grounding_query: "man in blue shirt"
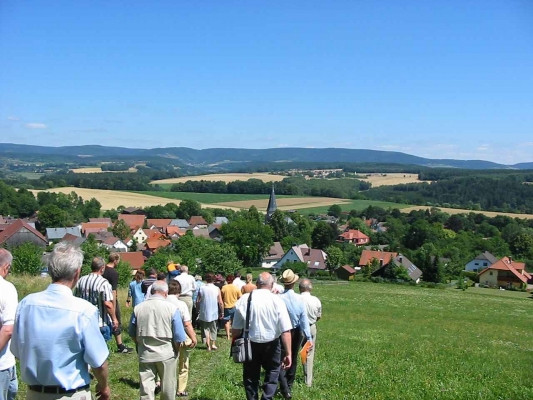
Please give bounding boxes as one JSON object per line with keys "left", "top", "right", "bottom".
{"left": 278, "top": 269, "right": 313, "bottom": 400}
{"left": 11, "top": 243, "right": 110, "bottom": 400}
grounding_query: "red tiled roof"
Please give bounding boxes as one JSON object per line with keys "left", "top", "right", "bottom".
{"left": 120, "top": 252, "right": 145, "bottom": 269}
{"left": 0, "top": 219, "right": 47, "bottom": 245}
{"left": 147, "top": 219, "right": 172, "bottom": 229}
{"left": 143, "top": 229, "right": 163, "bottom": 240}
{"left": 145, "top": 238, "right": 171, "bottom": 251}
{"left": 166, "top": 226, "right": 186, "bottom": 236}
{"left": 81, "top": 222, "right": 109, "bottom": 234}
{"left": 478, "top": 257, "right": 529, "bottom": 284}
{"left": 188, "top": 216, "right": 207, "bottom": 226}
{"left": 118, "top": 214, "right": 145, "bottom": 230}
{"left": 359, "top": 250, "right": 398, "bottom": 267}
{"left": 339, "top": 229, "right": 369, "bottom": 241}
{"left": 88, "top": 218, "right": 112, "bottom": 227}
{"left": 340, "top": 265, "right": 357, "bottom": 274}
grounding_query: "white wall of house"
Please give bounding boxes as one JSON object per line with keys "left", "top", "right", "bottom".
{"left": 479, "top": 270, "right": 498, "bottom": 287}
{"left": 133, "top": 228, "right": 148, "bottom": 244}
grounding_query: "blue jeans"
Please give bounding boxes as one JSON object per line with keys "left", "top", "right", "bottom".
{"left": 0, "top": 365, "right": 17, "bottom": 400}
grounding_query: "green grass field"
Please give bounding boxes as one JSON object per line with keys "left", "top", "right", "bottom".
{"left": 9, "top": 277, "right": 533, "bottom": 399}
{"left": 133, "top": 191, "right": 302, "bottom": 204}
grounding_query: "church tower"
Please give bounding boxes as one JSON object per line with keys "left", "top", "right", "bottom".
{"left": 265, "top": 184, "right": 277, "bottom": 223}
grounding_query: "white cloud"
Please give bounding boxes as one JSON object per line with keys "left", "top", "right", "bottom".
{"left": 7, "top": 116, "right": 19, "bottom": 121}
{"left": 25, "top": 123, "right": 47, "bottom": 129}
{"left": 476, "top": 144, "right": 490, "bottom": 151}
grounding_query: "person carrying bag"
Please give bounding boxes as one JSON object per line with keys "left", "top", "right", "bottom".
{"left": 231, "top": 291, "right": 252, "bottom": 363}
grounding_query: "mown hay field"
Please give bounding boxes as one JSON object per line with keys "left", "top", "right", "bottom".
{"left": 151, "top": 173, "right": 286, "bottom": 185}
{"left": 70, "top": 167, "right": 138, "bottom": 173}
{"left": 360, "top": 172, "right": 431, "bottom": 187}
{"left": 402, "top": 205, "right": 533, "bottom": 220}
{"left": 10, "top": 277, "right": 533, "bottom": 400}
{"left": 215, "top": 196, "right": 352, "bottom": 211}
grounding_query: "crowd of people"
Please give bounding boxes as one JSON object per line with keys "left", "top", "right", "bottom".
{"left": 0, "top": 245, "right": 322, "bottom": 400}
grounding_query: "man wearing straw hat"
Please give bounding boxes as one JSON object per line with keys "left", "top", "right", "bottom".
{"left": 277, "top": 269, "right": 313, "bottom": 400}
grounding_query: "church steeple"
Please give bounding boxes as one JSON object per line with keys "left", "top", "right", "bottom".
{"left": 265, "top": 184, "right": 277, "bottom": 223}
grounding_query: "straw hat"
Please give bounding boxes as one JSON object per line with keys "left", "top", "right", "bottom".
{"left": 280, "top": 269, "right": 299, "bottom": 285}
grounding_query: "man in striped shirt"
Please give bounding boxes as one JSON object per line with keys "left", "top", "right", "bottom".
{"left": 74, "top": 257, "right": 118, "bottom": 340}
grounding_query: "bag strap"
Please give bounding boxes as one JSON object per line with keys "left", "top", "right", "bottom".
{"left": 243, "top": 290, "right": 252, "bottom": 338}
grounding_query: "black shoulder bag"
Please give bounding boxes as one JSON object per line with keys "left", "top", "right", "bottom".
{"left": 231, "top": 291, "right": 253, "bottom": 363}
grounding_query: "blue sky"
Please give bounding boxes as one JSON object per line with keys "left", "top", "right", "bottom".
{"left": 1, "top": 0, "right": 532, "bottom": 164}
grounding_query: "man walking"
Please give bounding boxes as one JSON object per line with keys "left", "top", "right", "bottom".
{"left": 129, "top": 280, "right": 187, "bottom": 400}
{"left": 278, "top": 269, "right": 313, "bottom": 399}
{"left": 103, "top": 253, "right": 132, "bottom": 353}
{"left": 74, "top": 257, "right": 118, "bottom": 341}
{"left": 0, "top": 249, "right": 17, "bottom": 400}
{"left": 196, "top": 273, "right": 223, "bottom": 351}
{"left": 11, "top": 243, "right": 110, "bottom": 400}
{"left": 232, "top": 272, "right": 293, "bottom": 400}
{"left": 174, "top": 265, "right": 196, "bottom": 316}
{"left": 299, "top": 278, "right": 322, "bottom": 387}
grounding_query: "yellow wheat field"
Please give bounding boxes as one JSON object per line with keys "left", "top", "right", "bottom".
{"left": 151, "top": 173, "right": 286, "bottom": 185}
{"left": 360, "top": 173, "right": 431, "bottom": 187}
{"left": 30, "top": 187, "right": 188, "bottom": 210}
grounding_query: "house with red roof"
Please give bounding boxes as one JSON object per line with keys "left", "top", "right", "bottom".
{"left": 188, "top": 216, "right": 208, "bottom": 229}
{"left": 338, "top": 229, "right": 370, "bottom": 246}
{"left": 120, "top": 252, "right": 145, "bottom": 270}
{"left": 147, "top": 219, "right": 172, "bottom": 232}
{"left": 478, "top": 257, "right": 531, "bottom": 289}
{"left": 118, "top": 214, "right": 146, "bottom": 231}
{"left": 166, "top": 226, "right": 186, "bottom": 239}
{"left": 261, "top": 242, "right": 285, "bottom": 268}
{"left": 359, "top": 250, "right": 398, "bottom": 269}
{"left": 0, "top": 219, "right": 47, "bottom": 247}
{"left": 145, "top": 238, "right": 172, "bottom": 252}
{"left": 81, "top": 222, "right": 109, "bottom": 236}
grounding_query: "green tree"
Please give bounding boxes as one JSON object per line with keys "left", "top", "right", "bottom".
{"left": 112, "top": 219, "right": 131, "bottom": 240}
{"left": 327, "top": 204, "right": 342, "bottom": 218}
{"left": 311, "top": 222, "right": 337, "bottom": 250}
{"left": 177, "top": 199, "right": 202, "bottom": 220}
{"left": 37, "top": 203, "right": 70, "bottom": 232}
{"left": 81, "top": 235, "right": 109, "bottom": 276}
{"left": 325, "top": 246, "right": 344, "bottom": 277}
{"left": 268, "top": 210, "right": 289, "bottom": 241}
{"left": 221, "top": 217, "right": 273, "bottom": 267}
{"left": 11, "top": 242, "right": 43, "bottom": 275}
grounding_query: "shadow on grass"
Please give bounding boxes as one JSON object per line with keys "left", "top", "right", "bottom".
{"left": 118, "top": 377, "right": 139, "bottom": 389}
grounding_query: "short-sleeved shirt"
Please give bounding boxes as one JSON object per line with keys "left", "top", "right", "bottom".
{"left": 175, "top": 272, "right": 196, "bottom": 297}
{"left": 0, "top": 276, "right": 18, "bottom": 370}
{"left": 102, "top": 267, "right": 119, "bottom": 292}
{"left": 11, "top": 284, "right": 109, "bottom": 390}
{"left": 128, "top": 280, "right": 144, "bottom": 307}
{"left": 281, "top": 289, "right": 312, "bottom": 341}
{"left": 221, "top": 283, "right": 242, "bottom": 309}
{"left": 167, "top": 296, "right": 191, "bottom": 323}
{"left": 300, "top": 292, "right": 322, "bottom": 325}
{"left": 74, "top": 273, "right": 114, "bottom": 327}
{"left": 233, "top": 288, "right": 292, "bottom": 343}
{"left": 197, "top": 283, "right": 220, "bottom": 323}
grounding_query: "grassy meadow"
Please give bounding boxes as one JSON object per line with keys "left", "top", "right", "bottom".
{"left": 8, "top": 276, "right": 533, "bottom": 400}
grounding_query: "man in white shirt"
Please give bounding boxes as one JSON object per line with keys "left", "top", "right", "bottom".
{"left": 232, "top": 272, "right": 292, "bottom": 400}
{"left": 174, "top": 265, "right": 196, "bottom": 316}
{"left": 232, "top": 272, "right": 245, "bottom": 291}
{"left": 0, "top": 249, "right": 18, "bottom": 400}
{"left": 299, "top": 279, "right": 322, "bottom": 387}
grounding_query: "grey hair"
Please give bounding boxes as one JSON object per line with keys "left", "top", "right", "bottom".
{"left": 180, "top": 265, "right": 189, "bottom": 273}
{"left": 0, "top": 248, "right": 13, "bottom": 267}
{"left": 151, "top": 280, "right": 169, "bottom": 294}
{"left": 91, "top": 257, "right": 105, "bottom": 272}
{"left": 256, "top": 272, "right": 274, "bottom": 289}
{"left": 47, "top": 242, "right": 84, "bottom": 282}
{"left": 299, "top": 278, "right": 313, "bottom": 292}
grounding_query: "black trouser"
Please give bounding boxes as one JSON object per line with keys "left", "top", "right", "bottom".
{"left": 244, "top": 339, "right": 281, "bottom": 400}
{"left": 278, "top": 328, "right": 302, "bottom": 395}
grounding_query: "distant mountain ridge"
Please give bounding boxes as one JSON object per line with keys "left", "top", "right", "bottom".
{"left": 0, "top": 143, "right": 529, "bottom": 169}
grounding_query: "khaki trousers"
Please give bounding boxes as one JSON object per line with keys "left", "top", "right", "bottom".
{"left": 303, "top": 323, "right": 317, "bottom": 387}
{"left": 179, "top": 295, "right": 193, "bottom": 316}
{"left": 27, "top": 389, "right": 92, "bottom": 400}
{"left": 139, "top": 356, "right": 177, "bottom": 400}
{"left": 177, "top": 339, "right": 192, "bottom": 392}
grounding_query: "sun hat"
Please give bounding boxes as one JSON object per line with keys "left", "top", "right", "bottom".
{"left": 280, "top": 269, "right": 299, "bottom": 285}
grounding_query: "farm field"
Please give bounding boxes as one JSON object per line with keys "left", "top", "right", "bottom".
{"left": 70, "top": 167, "right": 138, "bottom": 173}
{"left": 10, "top": 277, "right": 533, "bottom": 400}
{"left": 359, "top": 172, "right": 430, "bottom": 187}
{"left": 402, "top": 205, "right": 533, "bottom": 220}
{"left": 151, "top": 172, "right": 286, "bottom": 185}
